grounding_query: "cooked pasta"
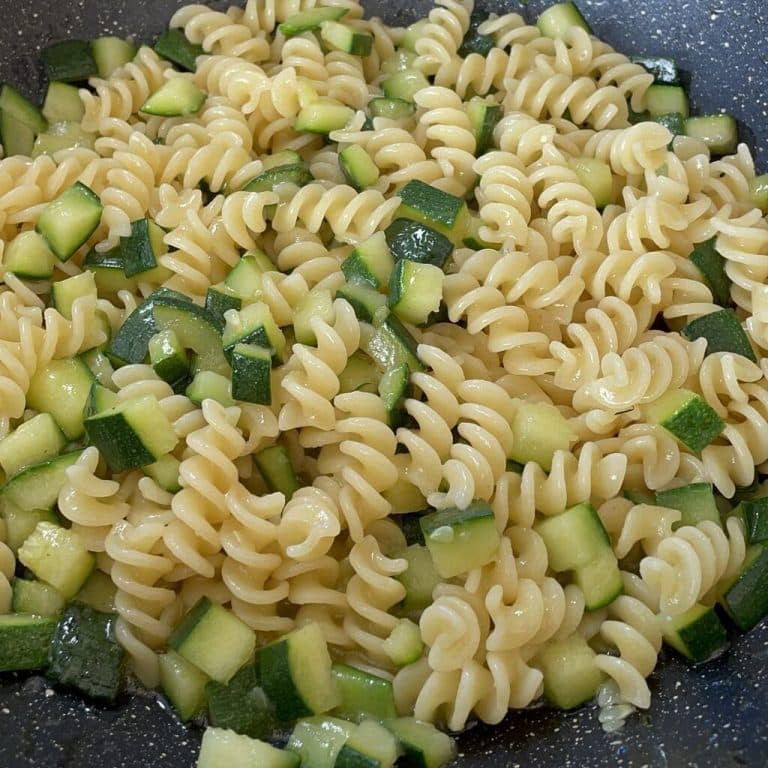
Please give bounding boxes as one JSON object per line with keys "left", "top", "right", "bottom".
{"left": 0, "top": 0, "right": 767, "bottom": 760}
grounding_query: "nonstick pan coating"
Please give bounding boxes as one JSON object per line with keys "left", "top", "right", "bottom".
{"left": 0, "top": 2, "right": 766, "bottom": 766}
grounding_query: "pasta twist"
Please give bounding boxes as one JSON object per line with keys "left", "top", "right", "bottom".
{"left": 413, "top": 0, "right": 473, "bottom": 76}
{"left": 221, "top": 189, "right": 281, "bottom": 250}
{"left": 194, "top": 55, "right": 270, "bottom": 114}
{"left": 583, "top": 122, "right": 672, "bottom": 177}
{"left": 171, "top": 4, "right": 271, "bottom": 62}
{"left": 594, "top": 595, "right": 662, "bottom": 709}
{"left": 271, "top": 182, "right": 401, "bottom": 243}
{"left": 163, "top": 400, "right": 246, "bottom": 577}
{"left": 639, "top": 518, "right": 747, "bottom": 615}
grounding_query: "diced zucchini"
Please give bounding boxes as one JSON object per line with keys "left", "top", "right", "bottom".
{"left": 395, "top": 543, "right": 440, "bottom": 618}
{"left": 688, "top": 237, "right": 731, "bottom": 307}
{"left": 153, "top": 294, "right": 229, "bottom": 375}
{"left": 296, "top": 100, "right": 355, "bottom": 135}
{"left": 84, "top": 395, "right": 178, "bottom": 473}
{"left": 11, "top": 578, "right": 66, "bottom": 618}
{"left": 466, "top": 100, "right": 501, "bottom": 156}
{"left": 206, "top": 284, "right": 243, "bottom": 325}
{"left": 42, "top": 40, "right": 97, "bottom": 82}
{"left": 388, "top": 259, "right": 443, "bottom": 326}
{"left": 91, "top": 36, "right": 137, "bottom": 78}
{"left": 534, "top": 501, "right": 611, "bottom": 572}
{"left": 186, "top": 370, "right": 234, "bottom": 407}
{"left": 231, "top": 343, "right": 272, "bottom": 405}
{"left": 87, "top": 382, "right": 119, "bottom": 416}
{"left": 51, "top": 270, "right": 97, "bottom": 320}
{"left": 537, "top": 2, "right": 591, "bottom": 39}
{"left": 226, "top": 250, "right": 273, "bottom": 292}
{"left": 48, "top": 603, "right": 125, "bottom": 701}
{"left": 260, "top": 623, "right": 340, "bottom": 721}
{"left": 381, "top": 70, "right": 430, "bottom": 103}
{"left": 320, "top": 21, "right": 373, "bottom": 56}
{"left": 159, "top": 650, "right": 209, "bottom": 721}
{"left": 400, "top": 20, "right": 429, "bottom": 52}
{"left": 141, "top": 77, "right": 206, "bottom": 117}
{"left": 399, "top": 513, "right": 428, "bottom": 546}
{"left": 734, "top": 497, "right": 768, "bottom": 545}
{"left": 378, "top": 362, "right": 410, "bottom": 429}
{"left": 26, "top": 357, "right": 94, "bottom": 440}
{"left": 660, "top": 603, "right": 728, "bottom": 662}
{"left": 339, "top": 144, "right": 380, "bottom": 191}
{"left": 573, "top": 549, "right": 623, "bottom": 611}
{"left": 0, "top": 111, "right": 35, "bottom": 156}
{"left": 154, "top": 28, "right": 204, "bottom": 72}
{"left": 223, "top": 302, "right": 285, "bottom": 363}
{"left": 655, "top": 483, "right": 720, "bottom": 527}
{"left": 384, "top": 718, "right": 455, "bottom": 768}
{"left": 0, "top": 614, "right": 57, "bottom": 672}
{"left": 749, "top": 174, "right": 768, "bottom": 213}
{"left": 536, "top": 634, "right": 605, "bottom": 709}
{"left": 382, "top": 51, "right": 418, "bottom": 74}
{"left": 243, "top": 163, "right": 313, "bottom": 194}
{"left": 207, "top": 663, "right": 276, "bottom": 738}
{"left": 684, "top": 115, "right": 738, "bottom": 156}
{"left": 458, "top": 11, "right": 496, "bottom": 58}
{"left": 682, "top": 308, "right": 755, "bottom": 361}
{"left": 81, "top": 349, "right": 115, "bottom": 389}
{"left": 36, "top": 182, "right": 102, "bottom": 261}
{"left": 169, "top": 597, "right": 256, "bottom": 684}
{"left": 198, "top": 728, "right": 299, "bottom": 768}
{"left": 32, "top": 120, "right": 96, "bottom": 157}
{"left": 382, "top": 618, "right": 423, "bottom": 667}
{"left": 75, "top": 569, "right": 117, "bottom": 613}
{"left": 108, "top": 288, "right": 171, "bottom": 365}
{"left": 645, "top": 84, "right": 689, "bottom": 118}
{"left": 396, "top": 181, "right": 469, "bottom": 245}
{"left": 84, "top": 246, "right": 133, "bottom": 296}
{"left": 142, "top": 454, "right": 182, "bottom": 494}
{"left": 631, "top": 56, "right": 681, "bottom": 85}
{"left": 568, "top": 157, "right": 613, "bottom": 209}
{"left": 2, "top": 230, "right": 56, "bottom": 279}
{"left": 368, "top": 97, "right": 414, "bottom": 120}
{"left": 149, "top": 329, "right": 190, "bottom": 388}
{"left": 262, "top": 151, "right": 303, "bottom": 171}
{"left": 0, "top": 412, "right": 66, "bottom": 478}
{"left": 287, "top": 717, "right": 353, "bottom": 768}
{"left": 643, "top": 389, "right": 725, "bottom": 453}
{"left": 0, "top": 84, "right": 47, "bottom": 134}
{"left": 508, "top": 402, "right": 576, "bottom": 472}
{"left": 337, "top": 282, "right": 388, "bottom": 324}
{"left": 336, "top": 721, "right": 399, "bottom": 768}
{"left": 419, "top": 501, "right": 500, "bottom": 579}
{"left": 654, "top": 112, "right": 686, "bottom": 142}
{"left": 18, "top": 522, "right": 95, "bottom": 599}
{"left": 121, "top": 218, "right": 169, "bottom": 277}
{"left": 2, "top": 506, "right": 60, "bottom": 554}
{"left": 294, "top": 288, "right": 335, "bottom": 346}
{"left": 363, "top": 312, "right": 424, "bottom": 373}
{"left": 720, "top": 545, "right": 768, "bottom": 631}
{"left": 254, "top": 445, "right": 300, "bottom": 501}
{"left": 0, "top": 451, "right": 81, "bottom": 513}
{"left": 332, "top": 663, "right": 397, "bottom": 721}
{"left": 385, "top": 219, "right": 453, "bottom": 269}
{"left": 279, "top": 7, "right": 349, "bottom": 37}
{"left": 339, "top": 352, "right": 379, "bottom": 395}
{"left": 341, "top": 232, "right": 394, "bottom": 290}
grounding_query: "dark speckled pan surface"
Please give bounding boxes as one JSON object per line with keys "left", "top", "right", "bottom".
{"left": 0, "top": 1, "right": 767, "bottom": 766}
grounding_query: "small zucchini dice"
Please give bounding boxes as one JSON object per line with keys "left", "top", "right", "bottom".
{"left": 660, "top": 603, "right": 728, "bottom": 662}
{"left": 534, "top": 501, "right": 611, "bottom": 572}
{"left": 154, "top": 28, "right": 204, "bottom": 72}
{"left": 206, "top": 662, "right": 276, "bottom": 738}
{"left": 41, "top": 40, "right": 97, "bottom": 82}
{"left": 287, "top": 717, "right": 352, "bottom": 767}
{"left": 149, "top": 328, "right": 190, "bottom": 388}
{"left": 688, "top": 237, "right": 732, "bottom": 307}
{"left": 381, "top": 69, "right": 429, "bottom": 102}
{"left": 384, "top": 218, "right": 453, "bottom": 269}
{"left": 339, "top": 144, "right": 380, "bottom": 190}
{"left": 18, "top": 522, "right": 95, "bottom": 599}
{"left": 536, "top": 634, "right": 605, "bottom": 710}
{"left": 643, "top": 388, "right": 725, "bottom": 453}
{"left": 12, "top": 578, "right": 66, "bottom": 618}
{"left": 388, "top": 259, "right": 443, "bottom": 326}
{"left": 36, "top": 182, "right": 103, "bottom": 261}
{"left": 655, "top": 482, "right": 720, "bottom": 527}
{"left": 2, "top": 231, "right": 56, "bottom": 279}
{"left": 466, "top": 100, "right": 501, "bottom": 156}
{"left": 159, "top": 650, "right": 209, "bottom": 722}
{"left": 84, "top": 395, "right": 178, "bottom": 473}
{"left": 260, "top": 623, "right": 341, "bottom": 721}
{"left": 508, "top": 401, "right": 577, "bottom": 472}
{"left": 720, "top": 545, "right": 768, "bottom": 631}
{"left": 320, "top": 21, "right": 373, "bottom": 56}
{"left": 186, "top": 371, "right": 235, "bottom": 407}
{"left": 0, "top": 412, "right": 66, "bottom": 478}
{"left": 341, "top": 231, "right": 394, "bottom": 290}
{"left": 293, "top": 287, "right": 335, "bottom": 346}
{"left": 630, "top": 56, "right": 681, "bottom": 85}
{"left": 0, "top": 84, "right": 48, "bottom": 133}
{"left": 734, "top": 497, "right": 768, "bottom": 545}
{"left": 383, "top": 718, "right": 455, "bottom": 768}
{"left": 368, "top": 97, "right": 415, "bottom": 120}
{"left": 378, "top": 362, "right": 410, "bottom": 429}
{"left": 169, "top": 597, "right": 256, "bottom": 685}
{"left": 684, "top": 114, "right": 738, "bottom": 156}
{"left": 573, "top": 549, "right": 623, "bottom": 611}
{"left": 91, "top": 36, "right": 137, "bottom": 78}
{"left": 295, "top": 100, "right": 355, "bottom": 135}
{"left": 537, "top": 2, "right": 591, "bottom": 39}
{"left": 382, "top": 618, "right": 424, "bottom": 667}
{"left": 141, "top": 77, "right": 206, "bottom": 117}
{"left": 568, "top": 157, "right": 613, "bottom": 209}
{"left": 0, "top": 614, "right": 57, "bottom": 672}
{"left": 48, "top": 603, "right": 125, "bottom": 701}
{"left": 121, "top": 218, "right": 169, "bottom": 277}
{"left": 243, "top": 163, "right": 313, "bottom": 194}
{"left": 396, "top": 180, "right": 469, "bottom": 243}
{"left": 254, "top": 445, "right": 300, "bottom": 501}
{"left": 336, "top": 721, "right": 399, "bottom": 768}
{"left": 198, "top": 728, "right": 299, "bottom": 768}
{"left": 363, "top": 311, "right": 424, "bottom": 373}
{"left": 0, "top": 453, "right": 81, "bottom": 515}
{"left": 332, "top": 663, "right": 397, "bottom": 721}
{"left": 50, "top": 270, "right": 97, "bottom": 320}
{"left": 278, "top": 7, "right": 348, "bottom": 37}
{"left": 223, "top": 301, "right": 285, "bottom": 362}
{"left": 419, "top": 501, "right": 500, "bottom": 579}
{"left": 337, "top": 282, "right": 388, "bottom": 323}
{"left": 749, "top": 174, "right": 768, "bottom": 213}
{"left": 682, "top": 308, "right": 755, "bottom": 361}
{"left": 230, "top": 343, "right": 272, "bottom": 405}
{"left": 645, "top": 84, "right": 689, "bottom": 118}
{"left": 395, "top": 543, "right": 441, "bottom": 618}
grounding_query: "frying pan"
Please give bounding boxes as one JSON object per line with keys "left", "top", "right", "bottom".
{"left": 0, "top": 1, "right": 767, "bottom": 766}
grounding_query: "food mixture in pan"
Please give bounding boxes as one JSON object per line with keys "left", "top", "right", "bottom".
{"left": 0, "top": 1, "right": 767, "bottom": 765}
